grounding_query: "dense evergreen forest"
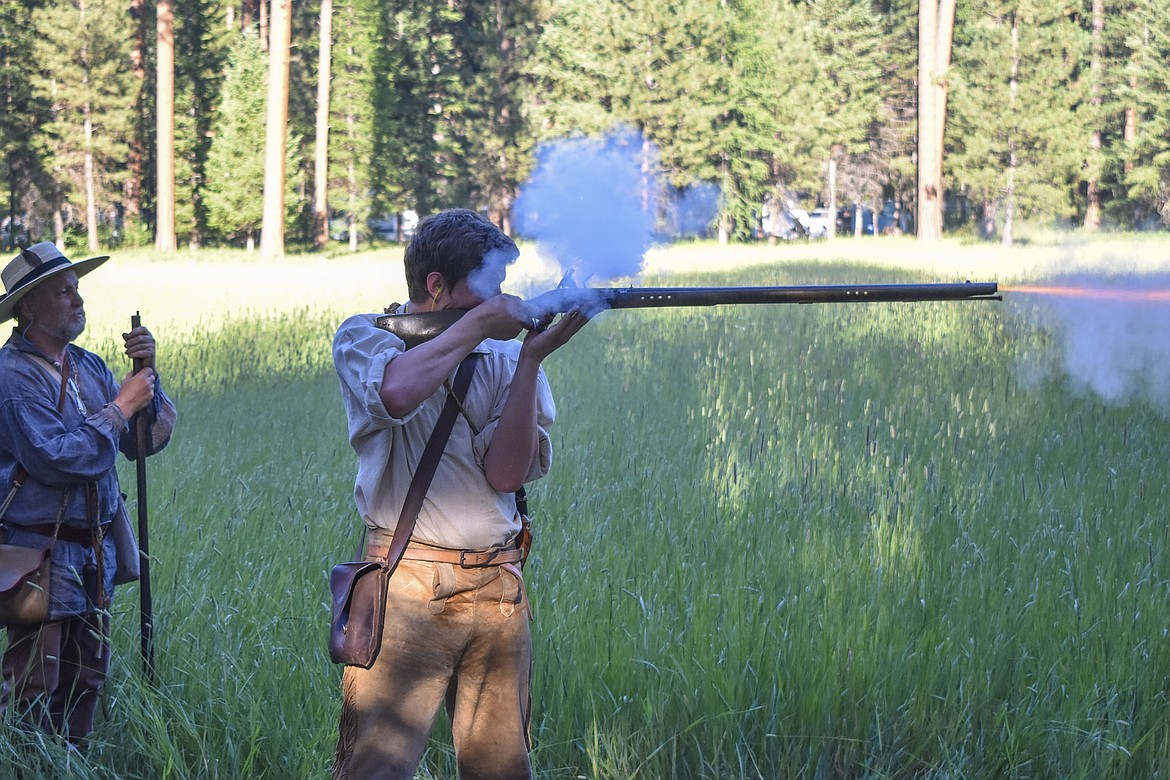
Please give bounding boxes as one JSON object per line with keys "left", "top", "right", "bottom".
{"left": 1, "top": 0, "right": 1168, "bottom": 253}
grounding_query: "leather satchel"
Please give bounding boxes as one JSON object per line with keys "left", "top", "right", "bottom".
{"left": 0, "top": 471, "right": 67, "bottom": 626}
{"left": 328, "top": 354, "right": 479, "bottom": 667}
{"left": 328, "top": 561, "right": 388, "bottom": 668}
{"left": 0, "top": 544, "right": 51, "bottom": 625}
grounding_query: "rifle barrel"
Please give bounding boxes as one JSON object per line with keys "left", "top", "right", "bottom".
{"left": 602, "top": 282, "right": 999, "bottom": 308}
{"left": 374, "top": 282, "right": 1000, "bottom": 347}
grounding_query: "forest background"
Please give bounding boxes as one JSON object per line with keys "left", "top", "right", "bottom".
{"left": 2, "top": 0, "right": 1170, "bottom": 258}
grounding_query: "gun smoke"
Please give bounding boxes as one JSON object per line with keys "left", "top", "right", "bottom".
{"left": 1011, "top": 271, "right": 1170, "bottom": 414}
{"left": 511, "top": 126, "right": 719, "bottom": 287}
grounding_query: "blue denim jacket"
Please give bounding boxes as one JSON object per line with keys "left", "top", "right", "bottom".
{"left": 0, "top": 328, "right": 177, "bottom": 617}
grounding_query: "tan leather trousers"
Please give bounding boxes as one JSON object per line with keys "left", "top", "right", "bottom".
{"left": 332, "top": 557, "right": 532, "bottom": 780}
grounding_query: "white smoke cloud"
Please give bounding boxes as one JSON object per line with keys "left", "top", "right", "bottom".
{"left": 511, "top": 127, "right": 725, "bottom": 290}
{"left": 1012, "top": 271, "right": 1170, "bottom": 413}
{"left": 513, "top": 126, "right": 659, "bottom": 283}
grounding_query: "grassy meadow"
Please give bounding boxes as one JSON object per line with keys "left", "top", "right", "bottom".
{"left": 3, "top": 237, "right": 1170, "bottom": 778}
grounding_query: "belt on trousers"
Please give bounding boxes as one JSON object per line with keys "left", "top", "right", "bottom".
{"left": 12, "top": 523, "right": 106, "bottom": 546}
{"left": 365, "top": 539, "right": 525, "bottom": 568}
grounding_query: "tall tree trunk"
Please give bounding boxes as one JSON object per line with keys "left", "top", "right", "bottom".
{"left": 347, "top": 159, "right": 358, "bottom": 252}
{"left": 78, "top": 0, "right": 99, "bottom": 251}
{"left": 826, "top": 148, "right": 838, "bottom": 241}
{"left": 6, "top": 159, "right": 15, "bottom": 252}
{"left": 490, "top": 0, "right": 515, "bottom": 234}
{"left": 259, "top": 0, "right": 292, "bottom": 258}
{"left": 978, "top": 199, "right": 997, "bottom": 240}
{"left": 126, "top": 0, "right": 147, "bottom": 222}
{"left": 156, "top": 0, "right": 176, "bottom": 251}
{"left": 1002, "top": 12, "right": 1019, "bottom": 248}
{"left": 53, "top": 208, "right": 65, "bottom": 248}
{"left": 313, "top": 0, "right": 333, "bottom": 250}
{"left": 84, "top": 110, "right": 99, "bottom": 251}
{"left": 1124, "top": 25, "right": 1145, "bottom": 175}
{"left": 260, "top": 0, "right": 268, "bottom": 51}
{"left": 1084, "top": 0, "right": 1104, "bottom": 231}
{"left": 767, "top": 195, "right": 780, "bottom": 245}
{"left": 1124, "top": 89, "right": 1136, "bottom": 172}
{"left": 640, "top": 132, "right": 654, "bottom": 219}
{"left": 916, "top": 0, "right": 955, "bottom": 242}
{"left": 718, "top": 154, "right": 730, "bottom": 245}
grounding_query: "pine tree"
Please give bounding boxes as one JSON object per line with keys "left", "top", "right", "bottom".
{"left": 721, "top": 0, "right": 823, "bottom": 240}
{"left": 872, "top": 0, "right": 921, "bottom": 233}
{"left": 204, "top": 31, "right": 276, "bottom": 248}
{"left": 328, "top": 0, "right": 377, "bottom": 248}
{"left": 806, "top": 0, "right": 884, "bottom": 236}
{"left": 1117, "top": 0, "right": 1170, "bottom": 225}
{"left": 260, "top": 0, "right": 293, "bottom": 257}
{"left": 948, "top": 0, "right": 1087, "bottom": 244}
{"left": 0, "top": 0, "right": 52, "bottom": 246}
{"left": 313, "top": 0, "right": 334, "bottom": 249}
{"left": 367, "top": 0, "right": 476, "bottom": 216}
{"left": 712, "top": 0, "right": 786, "bottom": 241}
{"left": 460, "top": 0, "right": 545, "bottom": 231}
{"left": 527, "top": 0, "right": 619, "bottom": 137}
{"left": 173, "top": 0, "right": 231, "bottom": 247}
{"left": 30, "top": 0, "right": 135, "bottom": 250}
{"left": 1090, "top": 0, "right": 1140, "bottom": 228}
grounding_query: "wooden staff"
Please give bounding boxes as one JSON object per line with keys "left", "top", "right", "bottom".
{"left": 130, "top": 312, "right": 154, "bottom": 681}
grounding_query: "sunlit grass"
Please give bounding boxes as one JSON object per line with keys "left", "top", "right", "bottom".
{"left": 67, "top": 234, "right": 1170, "bottom": 340}
{"left": 2, "top": 246, "right": 1168, "bottom": 778}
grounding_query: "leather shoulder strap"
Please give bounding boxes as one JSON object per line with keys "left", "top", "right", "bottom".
{"left": 0, "top": 467, "right": 29, "bottom": 519}
{"left": 27, "top": 353, "right": 70, "bottom": 413}
{"left": 383, "top": 353, "right": 479, "bottom": 573}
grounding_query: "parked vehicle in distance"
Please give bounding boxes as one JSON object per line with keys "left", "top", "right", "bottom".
{"left": 806, "top": 209, "right": 834, "bottom": 239}
{"left": 755, "top": 196, "right": 830, "bottom": 241}
{"left": 328, "top": 210, "right": 418, "bottom": 242}
{"left": 367, "top": 210, "right": 418, "bottom": 241}
{"left": 836, "top": 201, "right": 912, "bottom": 236}
{"left": 837, "top": 206, "right": 875, "bottom": 236}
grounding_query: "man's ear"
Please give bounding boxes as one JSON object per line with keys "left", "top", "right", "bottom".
{"left": 14, "top": 296, "right": 33, "bottom": 325}
{"left": 426, "top": 272, "right": 446, "bottom": 298}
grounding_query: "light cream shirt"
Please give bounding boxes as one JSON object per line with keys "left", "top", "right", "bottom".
{"left": 333, "top": 313, "right": 555, "bottom": 550}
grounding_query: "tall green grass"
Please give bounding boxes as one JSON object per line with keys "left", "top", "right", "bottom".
{"left": 3, "top": 262, "right": 1168, "bottom": 778}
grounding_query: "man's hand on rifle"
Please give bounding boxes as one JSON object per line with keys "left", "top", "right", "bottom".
{"left": 122, "top": 325, "right": 157, "bottom": 370}
{"left": 463, "top": 294, "right": 537, "bottom": 342}
{"left": 114, "top": 368, "right": 156, "bottom": 419}
{"left": 520, "top": 309, "right": 590, "bottom": 363}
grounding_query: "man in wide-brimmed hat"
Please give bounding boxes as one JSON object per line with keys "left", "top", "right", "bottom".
{"left": 0, "top": 242, "right": 177, "bottom": 743}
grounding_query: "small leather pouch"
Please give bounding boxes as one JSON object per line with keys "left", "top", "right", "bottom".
{"left": 0, "top": 543, "right": 51, "bottom": 625}
{"left": 0, "top": 473, "right": 63, "bottom": 626}
{"left": 328, "top": 561, "right": 388, "bottom": 668}
{"left": 110, "top": 497, "right": 141, "bottom": 585}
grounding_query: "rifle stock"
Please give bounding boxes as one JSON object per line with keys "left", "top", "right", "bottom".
{"left": 374, "top": 281, "right": 1000, "bottom": 348}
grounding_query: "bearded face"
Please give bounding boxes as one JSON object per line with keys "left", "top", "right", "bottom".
{"left": 17, "top": 271, "right": 87, "bottom": 344}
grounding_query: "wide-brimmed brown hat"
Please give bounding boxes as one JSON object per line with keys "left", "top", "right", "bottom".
{"left": 0, "top": 243, "right": 108, "bottom": 323}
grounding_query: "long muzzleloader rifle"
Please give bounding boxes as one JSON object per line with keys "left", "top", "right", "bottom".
{"left": 374, "top": 278, "right": 1001, "bottom": 347}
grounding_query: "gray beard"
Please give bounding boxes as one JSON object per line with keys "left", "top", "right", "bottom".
{"left": 29, "top": 314, "right": 86, "bottom": 344}
{"left": 63, "top": 319, "right": 85, "bottom": 342}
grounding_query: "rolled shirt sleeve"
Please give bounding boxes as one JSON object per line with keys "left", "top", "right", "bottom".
{"left": 470, "top": 339, "right": 555, "bottom": 485}
{"left": 334, "top": 314, "right": 414, "bottom": 433}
